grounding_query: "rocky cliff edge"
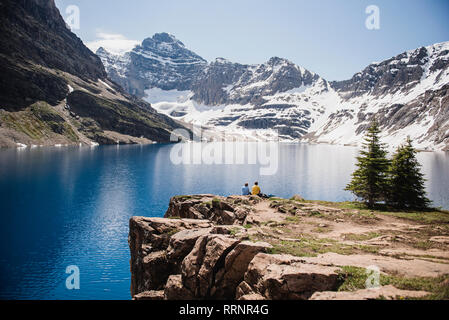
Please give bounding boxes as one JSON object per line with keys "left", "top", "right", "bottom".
{"left": 129, "top": 195, "right": 449, "bottom": 300}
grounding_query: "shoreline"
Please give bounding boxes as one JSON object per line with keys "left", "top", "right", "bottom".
{"left": 1, "top": 140, "right": 447, "bottom": 153}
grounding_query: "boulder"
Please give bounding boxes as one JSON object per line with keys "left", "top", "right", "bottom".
{"left": 238, "top": 293, "right": 266, "bottom": 300}
{"left": 133, "top": 290, "right": 165, "bottom": 300}
{"left": 129, "top": 216, "right": 213, "bottom": 297}
{"left": 166, "top": 228, "right": 212, "bottom": 264}
{"left": 142, "top": 250, "right": 172, "bottom": 290}
{"left": 166, "top": 199, "right": 204, "bottom": 219}
{"left": 234, "top": 207, "right": 250, "bottom": 220}
{"left": 212, "top": 241, "right": 272, "bottom": 298}
{"left": 164, "top": 195, "right": 251, "bottom": 225}
{"left": 164, "top": 274, "right": 195, "bottom": 300}
{"left": 182, "top": 234, "right": 240, "bottom": 298}
{"left": 236, "top": 281, "right": 256, "bottom": 298}
{"left": 310, "top": 285, "right": 429, "bottom": 300}
{"left": 211, "top": 210, "right": 236, "bottom": 225}
{"left": 240, "top": 253, "right": 341, "bottom": 300}
{"left": 211, "top": 226, "right": 233, "bottom": 234}
{"left": 291, "top": 195, "right": 305, "bottom": 202}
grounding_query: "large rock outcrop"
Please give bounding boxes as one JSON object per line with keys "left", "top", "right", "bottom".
{"left": 163, "top": 194, "right": 261, "bottom": 225}
{"left": 129, "top": 195, "right": 344, "bottom": 300}
{"left": 129, "top": 214, "right": 272, "bottom": 300}
{"left": 129, "top": 195, "right": 443, "bottom": 300}
{"left": 236, "top": 253, "right": 340, "bottom": 300}
{"left": 129, "top": 218, "right": 343, "bottom": 300}
{"left": 129, "top": 217, "right": 214, "bottom": 296}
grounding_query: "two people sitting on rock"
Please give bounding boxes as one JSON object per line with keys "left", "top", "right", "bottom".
{"left": 241, "top": 182, "right": 269, "bottom": 198}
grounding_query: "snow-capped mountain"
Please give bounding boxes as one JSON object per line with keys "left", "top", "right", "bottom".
{"left": 98, "top": 34, "right": 449, "bottom": 151}
{"left": 97, "top": 33, "right": 207, "bottom": 96}
{"left": 309, "top": 42, "right": 449, "bottom": 150}
{"left": 192, "top": 57, "right": 321, "bottom": 107}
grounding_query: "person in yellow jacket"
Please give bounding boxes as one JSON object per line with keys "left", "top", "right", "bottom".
{"left": 251, "top": 182, "right": 261, "bottom": 196}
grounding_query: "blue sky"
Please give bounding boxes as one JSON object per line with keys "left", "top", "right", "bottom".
{"left": 55, "top": 0, "right": 449, "bottom": 81}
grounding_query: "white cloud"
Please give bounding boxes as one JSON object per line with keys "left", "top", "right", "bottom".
{"left": 86, "top": 31, "right": 140, "bottom": 55}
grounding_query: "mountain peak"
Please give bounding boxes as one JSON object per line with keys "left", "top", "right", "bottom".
{"left": 152, "top": 32, "right": 182, "bottom": 44}
{"left": 267, "top": 56, "right": 290, "bottom": 65}
{"left": 141, "top": 32, "right": 185, "bottom": 49}
{"left": 99, "top": 32, "right": 206, "bottom": 95}
{"left": 96, "top": 47, "right": 108, "bottom": 55}
{"left": 333, "top": 39, "right": 449, "bottom": 99}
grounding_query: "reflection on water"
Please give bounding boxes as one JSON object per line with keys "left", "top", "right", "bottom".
{"left": 0, "top": 143, "right": 447, "bottom": 299}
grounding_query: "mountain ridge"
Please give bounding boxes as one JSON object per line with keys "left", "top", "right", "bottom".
{"left": 98, "top": 34, "right": 449, "bottom": 150}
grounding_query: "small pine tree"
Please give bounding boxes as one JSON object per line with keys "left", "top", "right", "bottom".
{"left": 345, "top": 120, "right": 390, "bottom": 208}
{"left": 387, "top": 137, "right": 431, "bottom": 209}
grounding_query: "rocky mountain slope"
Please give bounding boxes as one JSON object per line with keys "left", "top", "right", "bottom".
{"left": 310, "top": 42, "right": 449, "bottom": 151}
{"left": 96, "top": 33, "right": 207, "bottom": 98}
{"left": 0, "top": 0, "right": 187, "bottom": 147}
{"left": 129, "top": 195, "right": 449, "bottom": 300}
{"left": 99, "top": 34, "right": 449, "bottom": 150}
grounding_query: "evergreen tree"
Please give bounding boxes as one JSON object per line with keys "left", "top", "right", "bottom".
{"left": 345, "top": 120, "right": 390, "bottom": 208}
{"left": 387, "top": 137, "right": 431, "bottom": 209}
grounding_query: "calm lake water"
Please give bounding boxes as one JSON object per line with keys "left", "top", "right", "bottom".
{"left": 0, "top": 143, "right": 448, "bottom": 300}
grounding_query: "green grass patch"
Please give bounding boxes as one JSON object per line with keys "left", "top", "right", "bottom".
{"left": 212, "top": 198, "right": 221, "bottom": 207}
{"left": 312, "top": 227, "right": 329, "bottom": 233}
{"left": 229, "top": 227, "right": 241, "bottom": 236}
{"left": 337, "top": 266, "right": 449, "bottom": 300}
{"left": 336, "top": 202, "right": 449, "bottom": 224}
{"left": 1, "top": 102, "right": 80, "bottom": 142}
{"left": 174, "top": 195, "right": 193, "bottom": 200}
{"left": 304, "top": 200, "right": 449, "bottom": 224}
{"left": 379, "top": 210, "right": 449, "bottom": 224}
{"left": 284, "top": 216, "right": 301, "bottom": 224}
{"left": 309, "top": 211, "right": 324, "bottom": 217}
{"left": 412, "top": 241, "right": 433, "bottom": 250}
{"left": 167, "top": 228, "right": 180, "bottom": 236}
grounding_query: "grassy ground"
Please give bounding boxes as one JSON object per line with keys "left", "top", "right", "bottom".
{"left": 337, "top": 266, "right": 449, "bottom": 300}
{"left": 309, "top": 200, "right": 449, "bottom": 224}
{"left": 246, "top": 197, "right": 449, "bottom": 299}
{"left": 259, "top": 235, "right": 380, "bottom": 257}
{"left": 0, "top": 101, "right": 80, "bottom": 143}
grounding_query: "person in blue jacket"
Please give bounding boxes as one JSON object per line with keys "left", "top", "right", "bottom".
{"left": 241, "top": 183, "right": 250, "bottom": 196}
